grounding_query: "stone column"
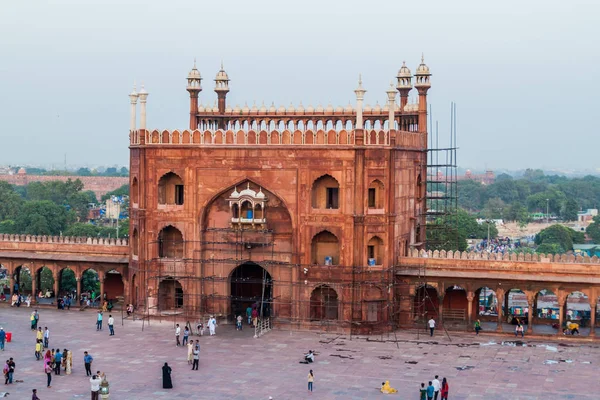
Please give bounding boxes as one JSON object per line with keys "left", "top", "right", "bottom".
{"left": 53, "top": 268, "right": 59, "bottom": 299}
{"left": 527, "top": 296, "right": 534, "bottom": 335}
{"left": 496, "top": 288, "right": 505, "bottom": 332}
{"left": 467, "top": 291, "right": 475, "bottom": 327}
{"left": 99, "top": 276, "right": 105, "bottom": 307}
{"left": 76, "top": 277, "right": 82, "bottom": 304}
{"left": 590, "top": 296, "right": 596, "bottom": 337}
{"left": 438, "top": 295, "right": 445, "bottom": 326}
{"left": 31, "top": 273, "right": 37, "bottom": 304}
{"left": 557, "top": 295, "right": 565, "bottom": 336}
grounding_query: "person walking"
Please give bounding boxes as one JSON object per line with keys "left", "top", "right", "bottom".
{"left": 440, "top": 377, "right": 449, "bottom": 400}
{"left": 307, "top": 369, "right": 314, "bottom": 394}
{"left": 0, "top": 328, "right": 5, "bottom": 351}
{"left": 236, "top": 315, "right": 243, "bottom": 331}
{"left": 187, "top": 340, "right": 194, "bottom": 365}
{"left": 90, "top": 374, "right": 102, "bottom": 400}
{"left": 36, "top": 327, "right": 43, "bottom": 343}
{"left": 432, "top": 375, "right": 440, "bottom": 400}
{"left": 96, "top": 312, "right": 103, "bottom": 331}
{"left": 30, "top": 312, "right": 37, "bottom": 331}
{"left": 208, "top": 316, "right": 217, "bottom": 336}
{"left": 428, "top": 318, "right": 436, "bottom": 337}
{"left": 65, "top": 350, "right": 72, "bottom": 375}
{"left": 32, "top": 388, "right": 41, "bottom": 400}
{"left": 34, "top": 310, "right": 39, "bottom": 330}
{"left": 191, "top": 345, "right": 199, "bottom": 371}
{"left": 84, "top": 351, "right": 93, "bottom": 376}
{"left": 108, "top": 315, "right": 115, "bottom": 336}
{"left": 7, "top": 358, "right": 15, "bottom": 384}
{"left": 162, "top": 362, "right": 173, "bottom": 389}
{"left": 246, "top": 305, "right": 252, "bottom": 325}
{"left": 53, "top": 350, "right": 62, "bottom": 375}
{"left": 175, "top": 324, "right": 181, "bottom": 346}
{"left": 474, "top": 319, "right": 481, "bottom": 335}
{"left": 3, "top": 360, "right": 9, "bottom": 385}
{"left": 43, "top": 327, "right": 49, "bottom": 349}
{"left": 44, "top": 361, "right": 52, "bottom": 388}
{"left": 182, "top": 326, "right": 189, "bottom": 346}
{"left": 35, "top": 340, "right": 42, "bottom": 361}
{"left": 426, "top": 381, "right": 434, "bottom": 400}
{"left": 419, "top": 383, "right": 427, "bottom": 400}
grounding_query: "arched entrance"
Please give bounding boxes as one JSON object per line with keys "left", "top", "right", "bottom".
{"left": 230, "top": 262, "right": 272, "bottom": 320}
{"left": 81, "top": 269, "right": 100, "bottom": 305}
{"left": 158, "top": 278, "right": 183, "bottom": 311}
{"left": 59, "top": 268, "right": 77, "bottom": 297}
{"left": 413, "top": 285, "right": 439, "bottom": 322}
{"left": 104, "top": 270, "right": 125, "bottom": 303}
{"left": 36, "top": 266, "right": 55, "bottom": 301}
{"left": 0, "top": 265, "right": 8, "bottom": 296}
{"left": 310, "top": 285, "right": 339, "bottom": 320}
{"left": 13, "top": 266, "right": 32, "bottom": 295}
{"left": 443, "top": 285, "right": 467, "bottom": 321}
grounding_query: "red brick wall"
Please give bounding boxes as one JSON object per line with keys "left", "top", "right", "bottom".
{"left": 0, "top": 175, "right": 128, "bottom": 200}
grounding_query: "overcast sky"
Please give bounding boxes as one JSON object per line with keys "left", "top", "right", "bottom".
{"left": 0, "top": 0, "right": 598, "bottom": 171}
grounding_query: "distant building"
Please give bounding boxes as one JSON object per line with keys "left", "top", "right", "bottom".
{"left": 428, "top": 169, "right": 495, "bottom": 186}
{"left": 578, "top": 209, "right": 598, "bottom": 223}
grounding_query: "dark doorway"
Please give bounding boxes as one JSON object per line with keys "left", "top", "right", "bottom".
{"left": 230, "top": 262, "right": 272, "bottom": 320}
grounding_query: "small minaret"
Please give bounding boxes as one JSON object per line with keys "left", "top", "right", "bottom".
{"left": 354, "top": 74, "right": 366, "bottom": 130}
{"left": 414, "top": 55, "right": 431, "bottom": 134}
{"left": 214, "top": 61, "right": 230, "bottom": 114}
{"left": 386, "top": 82, "right": 396, "bottom": 131}
{"left": 129, "top": 84, "right": 138, "bottom": 132}
{"left": 186, "top": 59, "right": 202, "bottom": 130}
{"left": 396, "top": 61, "right": 412, "bottom": 110}
{"left": 138, "top": 84, "right": 148, "bottom": 130}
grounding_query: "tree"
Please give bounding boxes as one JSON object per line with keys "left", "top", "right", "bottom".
{"left": 562, "top": 198, "right": 579, "bottom": 221}
{"left": 14, "top": 200, "right": 72, "bottom": 235}
{"left": 77, "top": 168, "right": 92, "bottom": 176}
{"left": 457, "top": 180, "right": 486, "bottom": 211}
{"left": 0, "top": 181, "right": 23, "bottom": 220}
{"left": 101, "top": 184, "right": 129, "bottom": 202}
{"left": 60, "top": 269, "right": 77, "bottom": 293}
{"left": 536, "top": 243, "right": 564, "bottom": 254}
{"left": 586, "top": 216, "right": 600, "bottom": 243}
{"left": 535, "top": 224, "right": 584, "bottom": 253}
{"left": 427, "top": 208, "right": 497, "bottom": 252}
{"left": 82, "top": 270, "right": 100, "bottom": 294}
{"left": 64, "top": 223, "right": 101, "bottom": 237}
{"left": 483, "top": 198, "right": 507, "bottom": 219}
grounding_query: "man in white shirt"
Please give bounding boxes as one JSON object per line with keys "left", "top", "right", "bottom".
{"left": 90, "top": 374, "right": 102, "bottom": 400}
{"left": 432, "top": 375, "right": 440, "bottom": 400}
{"left": 43, "top": 327, "right": 50, "bottom": 348}
{"left": 208, "top": 316, "right": 217, "bottom": 336}
{"left": 108, "top": 315, "right": 115, "bottom": 336}
{"left": 428, "top": 318, "right": 436, "bottom": 337}
{"left": 175, "top": 324, "right": 181, "bottom": 346}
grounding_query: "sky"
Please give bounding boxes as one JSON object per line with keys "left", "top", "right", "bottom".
{"left": 0, "top": 0, "right": 598, "bottom": 171}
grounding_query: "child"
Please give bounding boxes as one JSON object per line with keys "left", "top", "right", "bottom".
{"left": 236, "top": 315, "right": 243, "bottom": 330}
{"left": 419, "top": 383, "right": 427, "bottom": 400}
{"left": 35, "top": 340, "right": 42, "bottom": 361}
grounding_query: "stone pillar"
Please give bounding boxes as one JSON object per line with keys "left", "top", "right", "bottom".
{"left": 31, "top": 274, "right": 37, "bottom": 304}
{"left": 438, "top": 295, "right": 444, "bottom": 326}
{"left": 590, "top": 296, "right": 596, "bottom": 337}
{"left": 76, "top": 277, "right": 82, "bottom": 303}
{"left": 129, "top": 85, "right": 138, "bottom": 131}
{"left": 354, "top": 75, "right": 366, "bottom": 130}
{"left": 496, "top": 288, "right": 505, "bottom": 332}
{"left": 138, "top": 85, "right": 148, "bottom": 130}
{"left": 99, "top": 277, "right": 105, "bottom": 307}
{"left": 527, "top": 296, "right": 534, "bottom": 335}
{"left": 557, "top": 296, "right": 565, "bottom": 336}
{"left": 9, "top": 273, "right": 15, "bottom": 296}
{"left": 467, "top": 291, "right": 475, "bottom": 327}
{"left": 53, "top": 268, "right": 59, "bottom": 299}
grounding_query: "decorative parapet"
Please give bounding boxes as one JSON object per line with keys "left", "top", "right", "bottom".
{"left": 409, "top": 249, "right": 599, "bottom": 264}
{"left": 0, "top": 234, "right": 128, "bottom": 247}
{"left": 130, "top": 129, "right": 425, "bottom": 150}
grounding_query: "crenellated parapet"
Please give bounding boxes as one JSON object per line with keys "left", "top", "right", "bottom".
{"left": 409, "top": 248, "right": 600, "bottom": 264}
{"left": 0, "top": 234, "right": 128, "bottom": 247}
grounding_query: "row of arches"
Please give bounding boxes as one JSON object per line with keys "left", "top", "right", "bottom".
{"left": 147, "top": 172, "right": 387, "bottom": 211}
{"left": 414, "top": 285, "right": 598, "bottom": 328}
{"left": 141, "top": 129, "right": 398, "bottom": 147}
{"left": 0, "top": 264, "right": 125, "bottom": 305}
{"left": 154, "top": 225, "right": 385, "bottom": 267}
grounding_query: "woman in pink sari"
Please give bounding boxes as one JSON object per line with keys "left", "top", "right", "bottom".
{"left": 43, "top": 350, "right": 52, "bottom": 368}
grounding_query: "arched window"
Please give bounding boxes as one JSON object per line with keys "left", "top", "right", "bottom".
{"left": 368, "top": 180, "right": 384, "bottom": 209}
{"left": 367, "top": 236, "right": 384, "bottom": 266}
{"left": 240, "top": 201, "right": 253, "bottom": 220}
{"left": 311, "top": 175, "right": 339, "bottom": 209}
{"left": 310, "top": 285, "right": 339, "bottom": 320}
{"left": 311, "top": 230, "right": 340, "bottom": 265}
{"left": 158, "top": 172, "right": 184, "bottom": 206}
{"left": 132, "top": 228, "right": 139, "bottom": 256}
{"left": 131, "top": 177, "right": 139, "bottom": 205}
{"left": 158, "top": 226, "right": 183, "bottom": 258}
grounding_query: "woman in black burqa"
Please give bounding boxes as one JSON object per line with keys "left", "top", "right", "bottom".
{"left": 162, "top": 362, "right": 173, "bottom": 389}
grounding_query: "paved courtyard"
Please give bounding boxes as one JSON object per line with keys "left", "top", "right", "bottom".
{"left": 0, "top": 306, "right": 598, "bottom": 399}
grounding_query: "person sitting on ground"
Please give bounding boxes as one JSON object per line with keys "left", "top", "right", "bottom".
{"left": 302, "top": 350, "right": 315, "bottom": 363}
{"left": 380, "top": 380, "right": 398, "bottom": 394}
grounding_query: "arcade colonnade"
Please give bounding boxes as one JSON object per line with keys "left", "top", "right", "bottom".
{"left": 0, "top": 259, "right": 128, "bottom": 304}
{"left": 399, "top": 278, "right": 600, "bottom": 336}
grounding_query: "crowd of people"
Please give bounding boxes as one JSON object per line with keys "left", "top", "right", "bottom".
{"left": 472, "top": 237, "right": 522, "bottom": 254}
